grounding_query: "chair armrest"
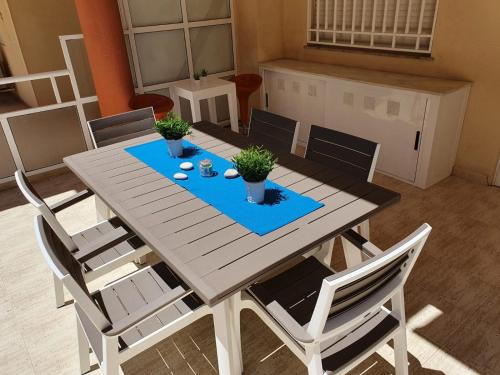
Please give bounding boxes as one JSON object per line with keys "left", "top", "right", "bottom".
{"left": 51, "top": 189, "right": 94, "bottom": 213}
{"left": 341, "top": 229, "right": 383, "bottom": 258}
{"left": 75, "top": 227, "right": 134, "bottom": 262}
{"left": 266, "top": 301, "right": 314, "bottom": 343}
{"left": 103, "top": 286, "right": 189, "bottom": 336}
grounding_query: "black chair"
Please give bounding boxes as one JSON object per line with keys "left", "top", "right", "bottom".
{"left": 305, "top": 125, "right": 380, "bottom": 182}
{"left": 305, "top": 125, "right": 381, "bottom": 266}
{"left": 248, "top": 108, "right": 300, "bottom": 154}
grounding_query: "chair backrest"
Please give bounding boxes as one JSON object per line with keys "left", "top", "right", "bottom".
{"left": 307, "top": 223, "right": 432, "bottom": 340}
{"left": 34, "top": 215, "right": 110, "bottom": 330}
{"left": 248, "top": 108, "right": 299, "bottom": 154}
{"left": 15, "top": 170, "right": 77, "bottom": 251}
{"left": 88, "top": 107, "right": 156, "bottom": 148}
{"left": 305, "top": 125, "right": 380, "bottom": 182}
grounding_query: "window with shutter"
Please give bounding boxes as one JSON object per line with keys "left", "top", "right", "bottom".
{"left": 307, "top": 0, "right": 439, "bottom": 55}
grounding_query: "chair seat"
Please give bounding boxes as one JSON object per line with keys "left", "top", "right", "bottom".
{"left": 71, "top": 217, "right": 145, "bottom": 272}
{"left": 321, "top": 311, "right": 399, "bottom": 373}
{"left": 76, "top": 262, "right": 204, "bottom": 364}
{"left": 248, "top": 257, "right": 334, "bottom": 326}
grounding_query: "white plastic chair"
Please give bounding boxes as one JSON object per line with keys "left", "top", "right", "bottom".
{"left": 243, "top": 224, "right": 431, "bottom": 374}
{"left": 16, "top": 170, "right": 150, "bottom": 307}
{"left": 34, "top": 214, "right": 211, "bottom": 375}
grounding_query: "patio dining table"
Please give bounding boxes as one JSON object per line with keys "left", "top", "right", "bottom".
{"left": 64, "top": 121, "right": 400, "bottom": 374}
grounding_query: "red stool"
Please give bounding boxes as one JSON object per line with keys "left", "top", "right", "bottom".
{"left": 129, "top": 94, "right": 174, "bottom": 120}
{"left": 232, "top": 74, "right": 263, "bottom": 127}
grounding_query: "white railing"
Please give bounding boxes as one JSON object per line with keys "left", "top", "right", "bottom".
{"left": 0, "top": 36, "right": 98, "bottom": 184}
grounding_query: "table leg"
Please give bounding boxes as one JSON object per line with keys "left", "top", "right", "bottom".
{"left": 190, "top": 99, "right": 202, "bottom": 123}
{"left": 208, "top": 97, "right": 218, "bottom": 124}
{"left": 213, "top": 295, "right": 243, "bottom": 375}
{"left": 227, "top": 87, "right": 239, "bottom": 133}
{"left": 171, "top": 91, "right": 181, "bottom": 116}
{"left": 95, "top": 195, "right": 112, "bottom": 221}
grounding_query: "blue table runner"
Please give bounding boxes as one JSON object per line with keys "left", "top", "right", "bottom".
{"left": 125, "top": 139, "right": 324, "bottom": 236}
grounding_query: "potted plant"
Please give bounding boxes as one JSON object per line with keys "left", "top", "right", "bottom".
{"left": 201, "top": 69, "right": 208, "bottom": 82}
{"left": 154, "top": 113, "right": 191, "bottom": 157}
{"left": 232, "top": 146, "right": 277, "bottom": 204}
{"left": 193, "top": 72, "right": 201, "bottom": 85}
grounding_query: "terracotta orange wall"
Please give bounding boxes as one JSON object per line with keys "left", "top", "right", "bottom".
{"left": 281, "top": 0, "right": 500, "bottom": 182}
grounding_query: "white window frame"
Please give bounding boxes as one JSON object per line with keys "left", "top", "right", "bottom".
{"left": 117, "top": 0, "right": 237, "bottom": 94}
{"left": 307, "top": 0, "right": 439, "bottom": 55}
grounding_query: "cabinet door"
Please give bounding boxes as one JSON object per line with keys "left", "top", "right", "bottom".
{"left": 264, "top": 70, "right": 326, "bottom": 146}
{"left": 325, "top": 79, "right": 427, "bottom": 183}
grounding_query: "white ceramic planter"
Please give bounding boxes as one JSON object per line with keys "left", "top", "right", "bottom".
{"left": 245, "top": 180, "right": 266, "bottom": 204}
{"left": 166, "top": 139, "right": 183, "bottom": 157}
{"left": 193, "top": 79, "right": 201, "bottom": 86}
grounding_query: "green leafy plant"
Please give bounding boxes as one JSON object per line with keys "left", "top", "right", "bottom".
{"left": 154, "top": 113, "right": 191, "bottom": 140}
{"left": 232, "top": 146, "right": 277, "bottom": 182}
{"left": 193, "top": 72, "right": 201, "bottom": 80}
{"left": 201, "top": 69, "right": 208, "bottom": 77}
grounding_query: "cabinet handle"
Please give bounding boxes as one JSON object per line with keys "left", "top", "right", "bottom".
{"left": 265, "top": 93, "right": 269, "bottom": 108}
{"left": 414, "top": 131, "right": 421, "bottom": 151}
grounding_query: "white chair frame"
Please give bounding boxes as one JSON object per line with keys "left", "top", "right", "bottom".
{"left": 16, "top": 171, "right": 150, "bottom": 307}
{"left": 242, "top": 224, "right": 431, "bottom": 375}
{"left": 34, "top": 215, "right": 212, "bottom": 375}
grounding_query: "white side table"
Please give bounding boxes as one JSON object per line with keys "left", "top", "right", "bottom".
{"left": 171, "top": 77, "right": 239, "bottom": 133}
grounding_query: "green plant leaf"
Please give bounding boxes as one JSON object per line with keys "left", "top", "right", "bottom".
{"left": 231, "top": 146, "right": 277, "bottom": 182}
{"left": 154, "top": 113, "right": 192, "bottom": 140}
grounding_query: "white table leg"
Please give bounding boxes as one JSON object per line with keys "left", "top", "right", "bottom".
{"left": 359, "top": 219, "right": 370, "bottom": 240}
{"left": 171, "top": 91, "right": 181, "bottom": 117}
{"left": 213, "top": 295, "right": 242, "bottom": 375}
{"left": 230, "top": 292, "right": 243, "bottom": 370}
{"left": 190, "top": 99, "right": 202, "bottom": 123}
{"left": 95, "top": 195, "right": 112, "bottom": 221}
{"left": 208, "top": 97, "right": 218, "bottom": 124}
{"left": 227, "top": 87, "right": 239, "bottom": 133}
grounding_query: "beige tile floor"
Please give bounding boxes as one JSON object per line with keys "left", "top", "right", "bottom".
{"left": 0, "top": 170, "right": 499, "bottom": 375}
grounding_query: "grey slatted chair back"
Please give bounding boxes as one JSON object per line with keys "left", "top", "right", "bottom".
{"left": 305, "top": 125, "right": 380, "bottom": 182}
{"left": 15, "top": 170, "right": 77, "bottom": 251}
{"left": 88, "top": 107, "right": 156, "bottom": 148}
{"left": 34, "top": 215, "right": 111, "bottom": 330}
{"left": 306, "top": 224, "right": 431, "bottom": 340}
{"left": 249, "top": 108, "right": 299, "bottom": 154}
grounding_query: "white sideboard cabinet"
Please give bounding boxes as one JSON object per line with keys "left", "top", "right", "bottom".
{"left": 259, "top": 59, "right": 471, "bottom": 189}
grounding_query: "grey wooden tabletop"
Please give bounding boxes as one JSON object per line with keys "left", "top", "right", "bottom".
{"left": 64, "top": 122, "right": 400, "bottom": 306}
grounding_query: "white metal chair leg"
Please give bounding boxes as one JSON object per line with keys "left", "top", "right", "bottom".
{"left": 102, "top": 336, "right": 120, "bottom": 375}
{"left": 392, "top": 290, "right": 409, "bottom": 375}
{"left": 305, "top": 345, "right": 324, "bottom": 375}
{"left": 359, "top": 219, "right": 370, "bottom": 240}
{"left": 54, "top": 273, "right": 65, "bottom": 308}
{"left": 76, "top": 315, "right": 91, "bottom": 374}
